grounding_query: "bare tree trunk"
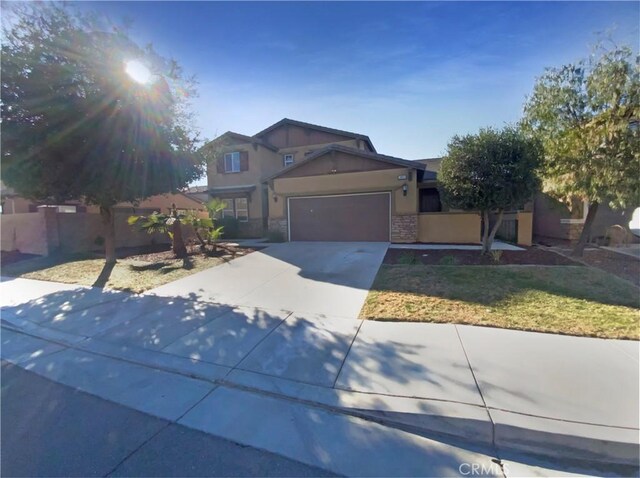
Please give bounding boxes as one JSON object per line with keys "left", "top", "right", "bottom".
{"left": 172, "top": 218, "right": 187, "bottom": 258}
{"left": 481, "top": 210, "right": 490, "bottom": 254}
{"left": 484, "top": 209, "right": 505, "bottom": 254}
{"left": 100, "top": 206, "right": 116, "bottom": 264}
{"left": 572, "top": 202, "right": 599, "bottom": 257}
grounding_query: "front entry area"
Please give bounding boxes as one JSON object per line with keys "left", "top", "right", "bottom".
{"left": 288, "top": 192, "right": 390, "bottom": 242}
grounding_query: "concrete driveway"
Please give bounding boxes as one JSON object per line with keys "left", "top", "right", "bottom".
{"left": 148, "top": 242, "right": 389, "bottom": 319}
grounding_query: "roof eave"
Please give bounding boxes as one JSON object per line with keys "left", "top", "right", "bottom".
{"left": 262, "top": 145, "right": 424, "bottom": 182}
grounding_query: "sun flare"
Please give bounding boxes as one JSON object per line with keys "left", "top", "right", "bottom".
{"left": 125, "top": 60, "right": 152, "bottom": 84}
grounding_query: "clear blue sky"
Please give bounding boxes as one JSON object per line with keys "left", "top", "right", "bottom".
{"left": 85, "top": 1, "right": 637, "bottom": 177}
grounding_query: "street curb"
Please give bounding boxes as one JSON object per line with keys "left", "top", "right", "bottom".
{"left": 2, "top": 320, "right": 638, "bottom": 468}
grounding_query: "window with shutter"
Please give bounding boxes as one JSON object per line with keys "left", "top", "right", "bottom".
{"left": 240, "top": 151, "right": 249, "bottom": 171}
{"left": 224, "top": 152, "right": 241, "bottom": 173}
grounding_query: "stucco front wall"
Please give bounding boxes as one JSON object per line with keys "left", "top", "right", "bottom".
{"left": 207, "top": 142, "right": 279, "bottom": 221}
{"left": 269, "top": 167, "right": 418, "bottom": 219}
{"left": 418, "top": 213, "right": 481, "bottom": 244}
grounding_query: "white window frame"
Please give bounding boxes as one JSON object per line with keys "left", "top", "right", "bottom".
{"left": 224, "top": 152, "right": 241, "bottom": 173}
{"left": 283, "top": 154, "right": 294, "bottom": 167}
{"left": 234, "top": 198, "right": 249, "bottom": 222}
{"left": 221, "top": 199, "right": 235, "bottom": 218}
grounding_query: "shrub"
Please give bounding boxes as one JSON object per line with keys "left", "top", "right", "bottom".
{"left": 490, "top": 250, "right": 503, "bottom": 263}
{"left": 267, "top": 229, "right": 285, "bottom": 243}
{"left": 219, "top": 216, "right": 239, "bottom": 239}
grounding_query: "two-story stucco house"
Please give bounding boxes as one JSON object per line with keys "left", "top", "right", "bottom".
{"left": 203, "top": 118, "right": 534, "bottom": 245}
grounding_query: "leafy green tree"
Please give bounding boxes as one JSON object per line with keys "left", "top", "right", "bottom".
{"left": 522, "top": 44, "right": 640, "bottom": 255}
{"left": 439, "top": 127, "right": 542, "bottom": 254}
{"left": 1, "top": 3, "right": 204, "bottom": 263}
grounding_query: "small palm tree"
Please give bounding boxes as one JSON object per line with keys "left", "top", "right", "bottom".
{"left": 180, "top": 198, "right": 226, "bottom": 253}
{"left": 128, "top": 204, "right": 187, "bottom": 258}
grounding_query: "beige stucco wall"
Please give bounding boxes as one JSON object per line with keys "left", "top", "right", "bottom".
{"left": 517, "top": 211, "right": 533, "bottom": 246}
{"left": 57, "top": 212, "right": 175, "bottom": 254}
{"left": 207, "top": 142, "right": 280, "bottom": 220}
{"left": 0, "top": 210, "right": 184, "bottom": 256}
{"left": 269, "top": 167, "right": 418, "bottom": 219}
{"left": 1, "top": 212, "right": 48, "bottom": 255}
{"left": 418, "top": 213, "right": 481, "bottom": 244}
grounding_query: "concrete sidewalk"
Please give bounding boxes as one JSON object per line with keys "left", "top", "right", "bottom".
{"left": 1, "top": 276, "right": 638, "bottom": 471}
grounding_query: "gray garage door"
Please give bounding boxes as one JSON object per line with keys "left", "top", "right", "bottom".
{"left": 288, "top": 193, "right": 390, "bottom": 242}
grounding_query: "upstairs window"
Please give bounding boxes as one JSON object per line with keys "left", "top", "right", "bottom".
{"left": 224, "top": 152, "right": 241, "bottom": 173}
{"left": 283, "top": 154, "right": 294, "bottom": 167}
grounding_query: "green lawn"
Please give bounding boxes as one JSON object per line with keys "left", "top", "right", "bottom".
{"left": 360, "top": 265, "right": 640, "bottom": 340}
{"left": 2, "top": 253, "right": 235, "bottom": 294}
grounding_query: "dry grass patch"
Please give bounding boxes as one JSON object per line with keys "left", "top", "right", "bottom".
{"left": 360, "top": 265, "right": 640, "bottom": 340}
{"left": 2, "top": 252, "right": 243, "bottom": 293}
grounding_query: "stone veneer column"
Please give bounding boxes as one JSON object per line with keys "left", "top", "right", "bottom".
{"left": 391, "top": 215, "right": 418, "bottom": 243}
{"left": 268, "top": 218, "right": 289, "bottom": 240}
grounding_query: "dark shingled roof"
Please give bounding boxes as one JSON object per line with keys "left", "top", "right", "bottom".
{"left": 202, "top": 131, "right": 279, "bottom": 152}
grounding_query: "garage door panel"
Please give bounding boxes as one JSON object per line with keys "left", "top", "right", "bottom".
{"left": 289, "top": 193, "right": 389, "bottom": 242}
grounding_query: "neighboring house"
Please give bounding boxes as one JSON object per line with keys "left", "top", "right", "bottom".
{"left": 204, "top": 118, "right": 534, "bottom": 245}
{"left": 1, "top": 182, "right": 89, "bottom": 214}
{"left": 1, "top": 180, "right": 206, "bottom": 217}
{"left": 183, "top": 185, "right": 210, "bottom": 204}
{"left": 1, "top": 190, "right": 208, "bottom": 257}
{"left": 112, "top": 192, "right": 208, "bottom": 217}
{"left": 533, "top": 194, "right": 638, "bottom": 244}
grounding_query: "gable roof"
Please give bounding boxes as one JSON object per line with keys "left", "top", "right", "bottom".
{"left": 184, "top": 185, "right": 208, "bottom": 194}
{"left": 414, "top": 157, "right": 443, "bottom": 165}
{"left": 254, "top": 118, "right": 376, "bottom": 153}
{"left": 414, "top": 157, "right": 441, "bottom": 181}
{"left": 202, "top": 131, "right": 279, "bottom": 152}
{"left": 263, "top": 144, "right": 425, "bottom": 182}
